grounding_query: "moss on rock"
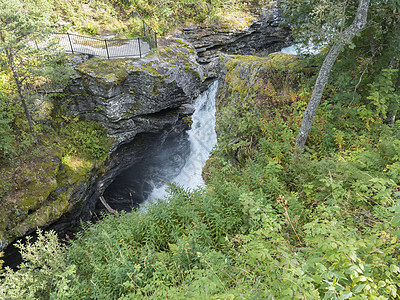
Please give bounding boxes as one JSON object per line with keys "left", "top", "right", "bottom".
{"left": 219, "top": 52, "right": 302, "bottom": 112}
{"left": 206, "top": 52, "right": 306, "bottom": 167}
{"left": 1, "top": 37, "right": 201, "bottom": 251}
{"left": 0, "top": 117, "right": 113, "bottom": 249}
{"left": 76, "top": 57, "right": 130, "bottom": 86}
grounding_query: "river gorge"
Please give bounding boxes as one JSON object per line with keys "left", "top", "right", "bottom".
{"left": 1, "top": 2, "right": 292, "bottom": 268}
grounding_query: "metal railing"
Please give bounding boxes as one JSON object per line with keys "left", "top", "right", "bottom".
{"left": 50, "top": 10, "right": 157, "bottom": 59}
{"left": 53, "top": 32, "right": 157, "bottom": 59}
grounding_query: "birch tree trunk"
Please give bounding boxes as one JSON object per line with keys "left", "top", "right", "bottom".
{"left": 295, "top": 0, "right": 370, "bottom": 149}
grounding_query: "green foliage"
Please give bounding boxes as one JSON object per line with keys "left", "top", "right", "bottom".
{"left": 0, "top": 252, "right": 3, "bottom": 270}
{"left": 217, "top": 53, "right": 303, "bottom": 165}
{"left": 1, "top": 6, "right": 400, "bottom": 298}
{"left": 367, "top": 69, "right": 399, "bottom": 118}
{"left": 299, "top": 219, "right": 400, "bottom": 299}
{"left": 0, "top": 0, "right": 53, "bottom": 45}
{"left": 0, "top": 0, "right": 73, "bottom": 145}
{"left": 0, "top": 230, "right": 74, "bottom": 300}
{"left": 0, "top": 97, "right": 16, "bottom": 159}
{"left": 52, "top": 0, "right": 120, "bottom": 33}
{"left": 81, "top": 20, "right": 100, "bottom": 36}
{"left": 0, "top": 82, "right": 40, "bottom": 160}
{"left": 2, "top": 123, "right": 400, "bottom": 298}
{"left": 60, "top": 120, "right": 112, "bottom": 160}
{"left": 53, "top": 0, "right": 253, "bottom": 37}
{"left": 0, "top": 0, "right": 58, "bottom": 81}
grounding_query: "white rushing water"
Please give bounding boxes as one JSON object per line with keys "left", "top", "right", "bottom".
{"left": 281, "top": 41, "right": 325, "bottom": 55}
{"left": 146, "top": 80, "right": 218, "bottom": 203}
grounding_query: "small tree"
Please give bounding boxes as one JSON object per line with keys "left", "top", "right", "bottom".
{"left": 0, "top": 0, "right": 63, "bottom": 144}
{"left": 284, "top": 0, "right": 370, "bottom": 149}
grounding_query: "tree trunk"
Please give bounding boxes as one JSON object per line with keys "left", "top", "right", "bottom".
{"left": 295, "top": 0, "right": 370, "bottom": 150}
{"left": 0, "top": 30, "right": 39, "bottom": 144}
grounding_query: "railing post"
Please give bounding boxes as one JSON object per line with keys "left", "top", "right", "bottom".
{"left": 67, "top": 32, "right": 74, "bottom": 54}
{"left": 154, "top": 32, "right": 157, "bottom": 49}
{"left": 138, "top": 38, "right": 142, "bottom": 58}
{"left": 105, "top": 39, "right": 110, "bottom": 59}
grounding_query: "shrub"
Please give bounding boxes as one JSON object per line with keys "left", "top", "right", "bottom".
{"left": 60, "top": 120, "right": 112, "bottom": 160}
{"left": 0, "top": 230, "right": 74, "bottom": 299}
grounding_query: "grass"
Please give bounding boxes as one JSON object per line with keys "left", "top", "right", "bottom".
{"left": 53, "top": 0, "right": 262, "bottom": 38}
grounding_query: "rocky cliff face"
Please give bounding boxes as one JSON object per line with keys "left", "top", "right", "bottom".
{"left": 53, "top": 37, "right": 211, "bottom": 224}
{"left": 65, "top": 38, "right": 205, "bottom": 149}
{"left": 178, "top": 2, "right": 292, "bottom": 64}
{"left": 1, "top": 38, "right": 207, "bottom": 263}
{"left": 2, "top": 2, "right": 293, "bottom": 265}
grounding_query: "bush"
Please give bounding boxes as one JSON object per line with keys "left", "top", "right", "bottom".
{"left": 0, "top": 230, "right": 74, "bottom": 299}
{"left": 60, "top": 120, "right": 112, "bottom": 160}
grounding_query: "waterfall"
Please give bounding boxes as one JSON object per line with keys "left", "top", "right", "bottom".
{"left": 147, "top": 80, "right": 218, "bottom": 202}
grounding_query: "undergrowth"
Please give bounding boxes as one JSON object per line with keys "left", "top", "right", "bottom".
{"left": 52, "top": 0, "right": 257, "bottom": 37}
{"left": 1, "top": 53, "right": 399, "bottom": 299}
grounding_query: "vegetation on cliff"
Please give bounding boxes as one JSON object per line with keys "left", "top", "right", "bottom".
{"left": 0, "top": 0, "right": 111, "bottom": 249}
{"left": 0, "top": 0, "right": 207, "bottom": 252}
{"left": 1, "top": 49, "right": 399, "bottom": 298}
{"left": 52, "top": 0, "right": 258, "bottom": 37}
{"left": 1, "top": 0, "right": 400, "bottom": 298}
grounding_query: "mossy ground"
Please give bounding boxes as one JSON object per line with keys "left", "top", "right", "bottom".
{"left": 76, "top": 57, "right": 130, "bottom": 85}
{"left": 0, "top": 111, "right": 113, "bottom": 248}
{"left": 219, "top": 52, "right": 304, "bottom": 122}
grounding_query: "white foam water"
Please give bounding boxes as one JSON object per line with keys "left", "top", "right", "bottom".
{"left": 145, "top": 80, "right": 218, "bottom": 204}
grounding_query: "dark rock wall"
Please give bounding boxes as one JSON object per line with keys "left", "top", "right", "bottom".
{"left": 178, "top": 2, "right": 292, "bottom": 64}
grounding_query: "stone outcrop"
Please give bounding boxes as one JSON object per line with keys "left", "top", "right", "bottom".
{"left": 57, "top": 37, "right": 209, "bottom": 219}
{"left": 1, "top": 38, "right": 208, "bottom": 265}
{"left": 178, "top": 2, "right": 292, "bottom": 64}
{"left": 65, "top": 38, "right": 206, "bottom": 150}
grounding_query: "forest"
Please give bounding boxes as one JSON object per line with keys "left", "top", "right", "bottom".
{"left": 0, "top": 0, "right": 399, "bottom": 299}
